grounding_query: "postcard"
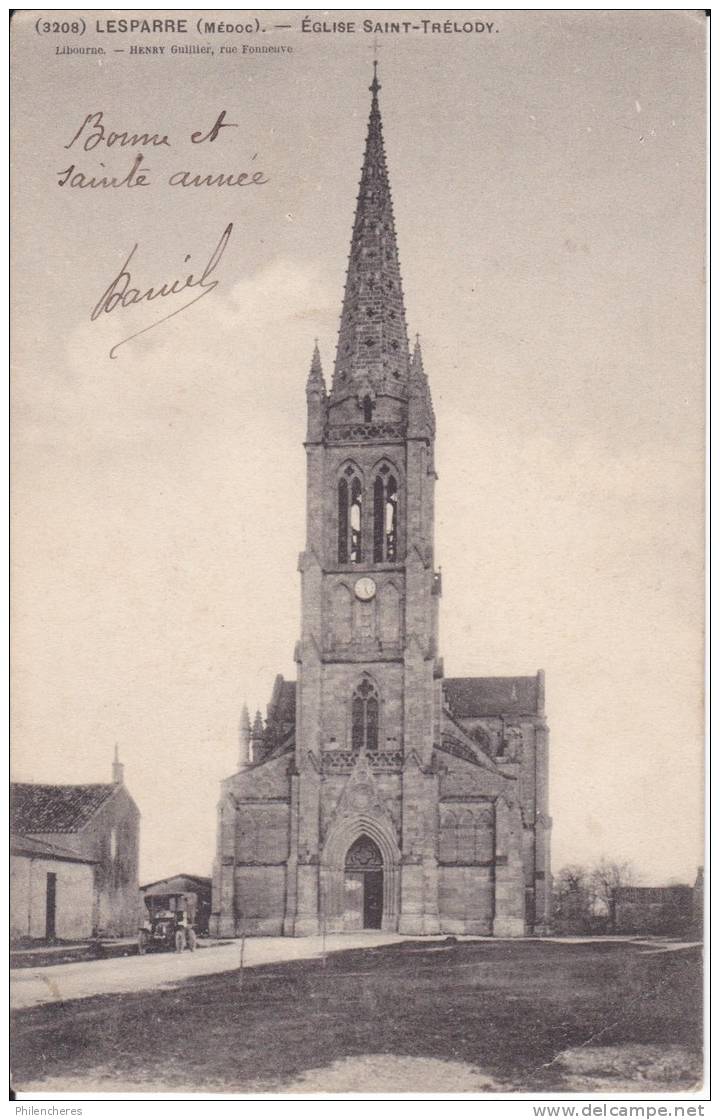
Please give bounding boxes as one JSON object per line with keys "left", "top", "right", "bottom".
{"left": 10, "top": 8, "right": 706, "bottom": 1098}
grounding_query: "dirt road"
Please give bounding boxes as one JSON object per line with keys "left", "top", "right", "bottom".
{"left": 10, "top": 932, "right": 404, "bottom": 1010}
{"left": 11, "top": 933, "right": 696, "bottom": 1013}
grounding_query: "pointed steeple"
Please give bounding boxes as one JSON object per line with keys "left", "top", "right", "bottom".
{"left": 408, "top": 334, "right": 435, "bottom": 437}
{"left": 306, "top": 340, "right": 326, "bottom": 442}
{"left": 249, "top": 710, "right": 265, "bottom": 764}
{"left": 411, "top": 334, "right": 427, "bottom": 383}
{"left": 238, "top": 704, "right": 251, "bottom": 769}
{"left": 307, "top": 339, "right": 326, "bottom": 393}
{"left": 332, "top": 66, "right": 411, "bottom": 397}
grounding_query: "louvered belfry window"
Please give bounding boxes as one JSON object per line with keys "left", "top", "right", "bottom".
{"left": 373, "top": 463, "right": 398, "bottom": 563}
{"left": 338, "top": 464, "right": 363, "bottom": 564}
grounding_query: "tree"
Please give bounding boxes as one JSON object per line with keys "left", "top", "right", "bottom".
{"left": 553, "top": 864, "right": 592, "bottom": 933}
{"left": 589, "top": 858, "right": 636, "bottom": 932}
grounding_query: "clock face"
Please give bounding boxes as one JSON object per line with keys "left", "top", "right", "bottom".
{"left": 354, "top": 577, "right": 377, "bottom": 602}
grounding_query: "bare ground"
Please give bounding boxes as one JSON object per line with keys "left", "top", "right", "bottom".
{"left": 11, "top": 938, "right": 703, "bottom": 1095}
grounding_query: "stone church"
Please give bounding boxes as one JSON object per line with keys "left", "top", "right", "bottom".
{"left": 211, "top": 69, "right": 551, "bottom": 938}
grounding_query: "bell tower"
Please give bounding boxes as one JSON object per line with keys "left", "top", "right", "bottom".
{"left": 298, "top": 65, "right": 440, "bottom": 760}
{"left": 290, "top": 66, "right": 442, "bottom": 935}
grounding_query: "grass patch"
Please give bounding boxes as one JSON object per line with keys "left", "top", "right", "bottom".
{"left": 11, "top": 939, "right": 702, "bottom": 1093}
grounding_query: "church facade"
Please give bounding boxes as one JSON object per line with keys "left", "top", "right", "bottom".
{"left": 211, "top": 70, "right": 551, "bottom": 938}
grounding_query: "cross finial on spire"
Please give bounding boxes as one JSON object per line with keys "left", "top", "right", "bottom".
{"left": 370, "top": 58, "right": 381, "bottom": 97}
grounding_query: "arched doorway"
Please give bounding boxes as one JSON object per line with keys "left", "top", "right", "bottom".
{"left": 320, "top": 815, "right": 400, "bottom": 932}
{"left": 344, "top": 835, "right": 383, "bottom": 930}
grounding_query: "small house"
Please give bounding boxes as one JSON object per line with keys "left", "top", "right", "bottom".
{"left": 10, "top": 751, "right": 140, "bottom": 940}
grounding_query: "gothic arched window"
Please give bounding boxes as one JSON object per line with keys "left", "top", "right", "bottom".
{"left": 338, "top": 464, "right": 363, "bottom": 564}
{"left": 373, "top": 463, "right": 398, "bottom": 563}
{"left": 351, "top": 678, "right": 379, "bottom": 753}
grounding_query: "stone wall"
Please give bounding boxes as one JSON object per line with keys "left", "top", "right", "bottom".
{"left": 11, "top": 855, "right": 95, "bottom": 941}
{"left": 233, "top": 866, "right": 287, "bottom": 935}
{"left": 438, "top": 866, "right": 494, "bottom": 935}
{"left": 450, "top": 708, "right": 552, "bottom": 934}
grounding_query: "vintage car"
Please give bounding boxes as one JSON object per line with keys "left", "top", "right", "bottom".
{"left": 138, "top": 909, "right": 198, "bottom": 954}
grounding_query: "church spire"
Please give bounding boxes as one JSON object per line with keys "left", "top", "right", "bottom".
{"left": 331, "top": 66, "right": 411, "bottom": 397}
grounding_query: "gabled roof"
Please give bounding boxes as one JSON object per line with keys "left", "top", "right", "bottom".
{"left": 10, "top": 832, "right": 96, "bottom": 863}
{"left": 141, "top": 873, "right": 211, "bottom": 892}
{"left": 243, "top": 737, "right": 295, "bottom": 772}
{"left": 444, "top": 676, "right": 540, "bottom": 718}
{"left": 10, "top": 783, "right": 119, "bottom": 834}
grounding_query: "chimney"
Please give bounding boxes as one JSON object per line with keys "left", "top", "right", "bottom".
{"left": 112, "top": 743, "right": 125, "bottom": 785}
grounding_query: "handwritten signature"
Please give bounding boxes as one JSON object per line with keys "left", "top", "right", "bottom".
{"left": 91, "top": 223, "right": 233, "bottom": 358}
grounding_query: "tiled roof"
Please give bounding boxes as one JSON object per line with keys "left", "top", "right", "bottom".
{"left": 10, "top": 832, "right": 96, "bottom": 863}
{"left": 245, "top": 739, "right": 294, "bottom": 771}
{"left": 444, "top": 676, "right": 540, "bottom": 718}
{"left": 10, "top": 783, "right": 118, "bottom": 834}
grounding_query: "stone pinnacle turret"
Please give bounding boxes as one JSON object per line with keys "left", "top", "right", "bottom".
{"left": 306, "top": 340, "right": 327, "bottom": 442}
{"left": 408, "top": 334, "right": 436, "bottom": 438}
{"left": 249, "top": 710, "right": 265, "bottom": 764}
{"left": 238, "top": 704, "right": 251, "bottom": 769}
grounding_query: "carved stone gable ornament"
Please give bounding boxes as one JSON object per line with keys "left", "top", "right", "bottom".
{"left": 345, "top": 835, "right": 383, "bottom": 869}
{"left": 348, "top": 782, "right": 374, "bottom": 811}
{"left": 322, "top": 750, "right": 397, "bottom": 843}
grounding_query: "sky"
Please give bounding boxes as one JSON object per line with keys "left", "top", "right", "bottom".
{"left": 11, "top": 10, "right": 705, "bottom": 886}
